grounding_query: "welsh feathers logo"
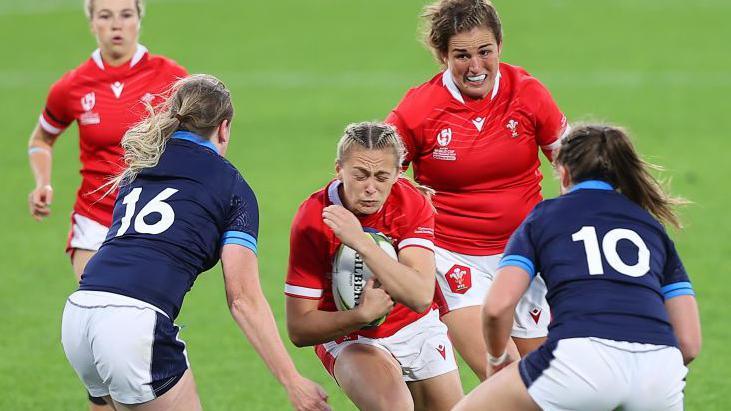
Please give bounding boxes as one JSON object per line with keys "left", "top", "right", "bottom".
{"left": 506, "top": 119, "right": 519, "bottom": 138}
{"left": 446, "top": 264, "right": 472, "bottom": 294}
{"left": 436, "top": 128, "right": 452, "bottom": 147}
{"left": 81, "top": 92, "right": 95, "bottom": 112}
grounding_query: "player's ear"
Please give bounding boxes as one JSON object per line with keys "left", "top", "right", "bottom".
{"left": 558, "top": 164, "right": 572, "bottom": 194}
{"left": 217, "top": 120, "right": 230, "bottom": 144}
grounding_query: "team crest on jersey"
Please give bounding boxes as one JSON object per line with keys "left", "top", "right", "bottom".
{"left": 433, "top": 128, "right": 457, "bottom": 161}
{"left": 507, "top": 119, "right": 519, "bottom": 138}
{"left": 79, "top": 92, "right": 100, "bottom": 125}
{"left": 446, "top": 265, "right": 472, "bottom": 294}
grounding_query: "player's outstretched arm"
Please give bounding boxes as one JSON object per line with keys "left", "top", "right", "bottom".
{"left": 286, "top": 279, "right": 393, "bottom": 347}
{"left": 665, "top": 295, "right": 702, "bottom": 365}
{"left": 482, "top": 266, "right": 532, "bottom": 376}
{"left": 27, "top": 124, "right": 59, "bottom": 221}
{"left": 221, "top": 244, "right": 331, "bottom": 411}
{"left": 322, "top": 204, "right": 434, "bottom": 312}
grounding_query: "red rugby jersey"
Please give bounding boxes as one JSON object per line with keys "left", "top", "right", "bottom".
{"left": 39, "top": 45, "right": 187, "bottom": 227}
{"left": 386, "top": 63, "right": 568, "bottom": 255}
{"left": 285, "top": 178, "right": 436, "bottom": 339}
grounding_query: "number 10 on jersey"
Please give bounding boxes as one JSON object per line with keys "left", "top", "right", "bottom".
{"left": 572, "top": 226, "right": 650, "bottom": 278}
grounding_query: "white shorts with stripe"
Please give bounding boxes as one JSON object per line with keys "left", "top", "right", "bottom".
{"left": 315, "top": 310, "right": 457, "bottom": 382}
{"left": 433, "top": 246, "right": 550, "bottom": 338}
{"left": 66, "top": 212, "right": 109, "bottom": 253}
{"left": 61, "top": 291, "right": 189, "bottom": 404}
{"left": 521, "top": 337, "right": 687, "bottom": 411}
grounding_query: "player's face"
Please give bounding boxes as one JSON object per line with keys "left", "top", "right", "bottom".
{"left": 443, "top": 26, "right": 502, "bottom": 100}
{"left": 336, "top": 147, "right": 399, "bottom": 216}
{"left": 90, "top": 0, "right": 140, "bottom": 62}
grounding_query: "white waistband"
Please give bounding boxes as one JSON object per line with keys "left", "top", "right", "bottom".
{"left": 68, "top": 290, "right": 169, "bottom": 319}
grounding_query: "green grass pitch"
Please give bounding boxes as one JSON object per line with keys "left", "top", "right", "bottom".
{"left": 1, "top": 0, "right": 729, "bottom": 409}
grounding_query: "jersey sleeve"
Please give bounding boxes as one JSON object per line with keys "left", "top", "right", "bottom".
{"left": 386, "top": 104, "right": 418, "bottom": 168}
{"left": 498, "top": 208, "right": 540, "bottom": 279}
{"left": 525, "top": 79, "right": 569, "bottom": 159}
{"left": 285, "top": 203, "right": 329, "bottom": 300}
{"left": 221, "top": 173, "right": 259, "bottom": 255}
{"left": 395, "top": 184, "right": 435, "bottom": 252}
{"left": 39, "top": 75, "right": 74, "bottom": 135}
{"left": 660, "top": 236, "right": 694, "bottom": 300}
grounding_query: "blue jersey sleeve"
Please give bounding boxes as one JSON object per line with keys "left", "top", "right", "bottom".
{"left": 660, "top": 236, "right": 693, "bottom": 300}
{"left": 499, "top": 208, "right": 539, "bottom": 279}
{"left": 221, "top": 174, "right": 259, "bottom": 254}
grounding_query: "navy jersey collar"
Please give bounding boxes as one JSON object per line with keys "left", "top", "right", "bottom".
{"left": 171, "top": 131, "right": 219, "bottom": 154}
{"left": 569, "top": 180, "right": 614, "bottom": 193}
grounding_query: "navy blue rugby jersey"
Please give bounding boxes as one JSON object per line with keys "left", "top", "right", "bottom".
{"left": 80, "top": 131, "right": 259, "bottom": 319}
{"left": 500, "top": 180, "right": 693, "bottom": 347}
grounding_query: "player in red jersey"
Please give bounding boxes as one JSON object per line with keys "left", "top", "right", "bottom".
{"left": 386, "top": 0, "right": 570, "bottom": 380}
{"left": 27, "top": 0, "right": 186, "bottom": 277}
{"left": 286, "top": 122, "right": 463, "bottom": 411}
{"left": 25, "top": 0, "right": 186, "bottom": 409}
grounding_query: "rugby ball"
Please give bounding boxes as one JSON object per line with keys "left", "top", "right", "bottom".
{"left": 332, "top": 231, "right": 397, "bottom": 327}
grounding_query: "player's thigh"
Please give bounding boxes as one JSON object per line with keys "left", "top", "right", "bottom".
{"left": 71, "top": 248, "right": 96, "bottom": 281}
{"left": 407, "top": 370, "right": 463, "bottom": 411}
{"left": 334, "top": 343, "right": 414, "bottom": 411}
{"left": 453, "top": 362, "right": 539, "bottom": 411}
{"left": 112, "top": 369, "right": 201, "bottom": 411}
{"left": 441, "top": 307, "right": 519, "bottom": 381}
{"left": 512, "top": 336, "right": 545, "bottom": 357}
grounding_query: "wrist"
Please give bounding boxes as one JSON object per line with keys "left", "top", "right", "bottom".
{"left": 487, "top": 350, "right": 509, "bottom": 366}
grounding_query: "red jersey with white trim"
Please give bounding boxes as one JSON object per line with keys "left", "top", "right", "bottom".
{"left": 386, "top": 62, "right": 568, "bottom": 255}
{"left": 39, "top": 45, "right": 187, "bottom": 227}
{"left": 285, "top": 178, "right": 437, "bottom": 339}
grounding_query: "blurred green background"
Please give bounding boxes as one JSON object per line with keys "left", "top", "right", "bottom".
{"left": 1, "top": 0, "right": 729, "bottom": 409}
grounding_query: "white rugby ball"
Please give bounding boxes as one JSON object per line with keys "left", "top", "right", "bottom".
{"left": 332, "top": 231, "right": 397, "bottom": 327}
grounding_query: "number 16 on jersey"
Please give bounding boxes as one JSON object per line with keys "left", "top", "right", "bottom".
{"left": 116, "top": 187, "right": 179, "bottom": 236}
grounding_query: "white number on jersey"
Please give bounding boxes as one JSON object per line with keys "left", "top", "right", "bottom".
{"left": 572, "top": 226, "right": 650, "bottom": 277}
{"left": 116, "top": 187, "right": 179, "bottom": 236}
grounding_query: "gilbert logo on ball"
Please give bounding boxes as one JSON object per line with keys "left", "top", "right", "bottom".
{"left": 332, "top": 230, "right": 397, "bottom": 328}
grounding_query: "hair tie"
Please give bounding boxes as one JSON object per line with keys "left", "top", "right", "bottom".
{"left": 174, "top": 113, "right": 184, "bottom": 122}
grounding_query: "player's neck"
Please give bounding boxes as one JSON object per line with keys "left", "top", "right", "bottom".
{"left": 100, "top": 48, "right": 137, "bottom": 68}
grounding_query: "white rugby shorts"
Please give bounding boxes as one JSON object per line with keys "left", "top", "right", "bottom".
{"left": 66, "top": 212, "right": 109, "bottom": 253}
{"left": 433, "top": 246, "right": 550, "bottom": 338}
{"left": 315, "top": 310, "right": 457, "bottom": 382}
{"left": 61, "top": 291, "right": 189, "bottom": 404}
{"left": 521, "top": 337, "right": 687, "bottom": 411}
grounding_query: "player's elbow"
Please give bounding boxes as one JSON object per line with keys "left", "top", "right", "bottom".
{"left": 678, "top": 334, "right": 702, "bottom": 365}
{"left": 482, "top": 297, "right": 512, "bottom": 324}
{"left": 286, "top": 324, "right": 310, "bottom": 348}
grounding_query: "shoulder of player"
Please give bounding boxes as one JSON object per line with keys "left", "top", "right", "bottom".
{"left": 388, "top": 178, "right": 431, "bottom": 209}
{"left": 391, "top": 73, "right": 451, "bottom": 125}
{"left": 146, "top": 53, "right": 188, "bottom": 76}
{"left": 499, "top": 62, "right": 553, "bottom": 102}
{"left": 49, "top": 58, "right": 97, "bottom": 91}
{"left": 291, "top": 187, "right": 329, "bottom": 234}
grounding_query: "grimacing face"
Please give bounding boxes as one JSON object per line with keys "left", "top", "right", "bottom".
{"left": 336, "top": 147, "right": 399, "bottom": 216}
{"left": 90, "top": 0, "right": 140, "bottom": 63}
{"left": 443, "top": 26, "right": 502, "bottom": 100}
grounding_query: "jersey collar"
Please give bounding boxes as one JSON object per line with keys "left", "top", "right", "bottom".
{"left": 171, "top": 131, "right": 219, "bottom": 154}
{"left": 441, "top": 68, "right": 501, "bottom": 104}
{"left": 91, "top": 44, "right": 148, "bottom": 71}
{"left": 569, "top": 180, "right": 614, "bottom": 193}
